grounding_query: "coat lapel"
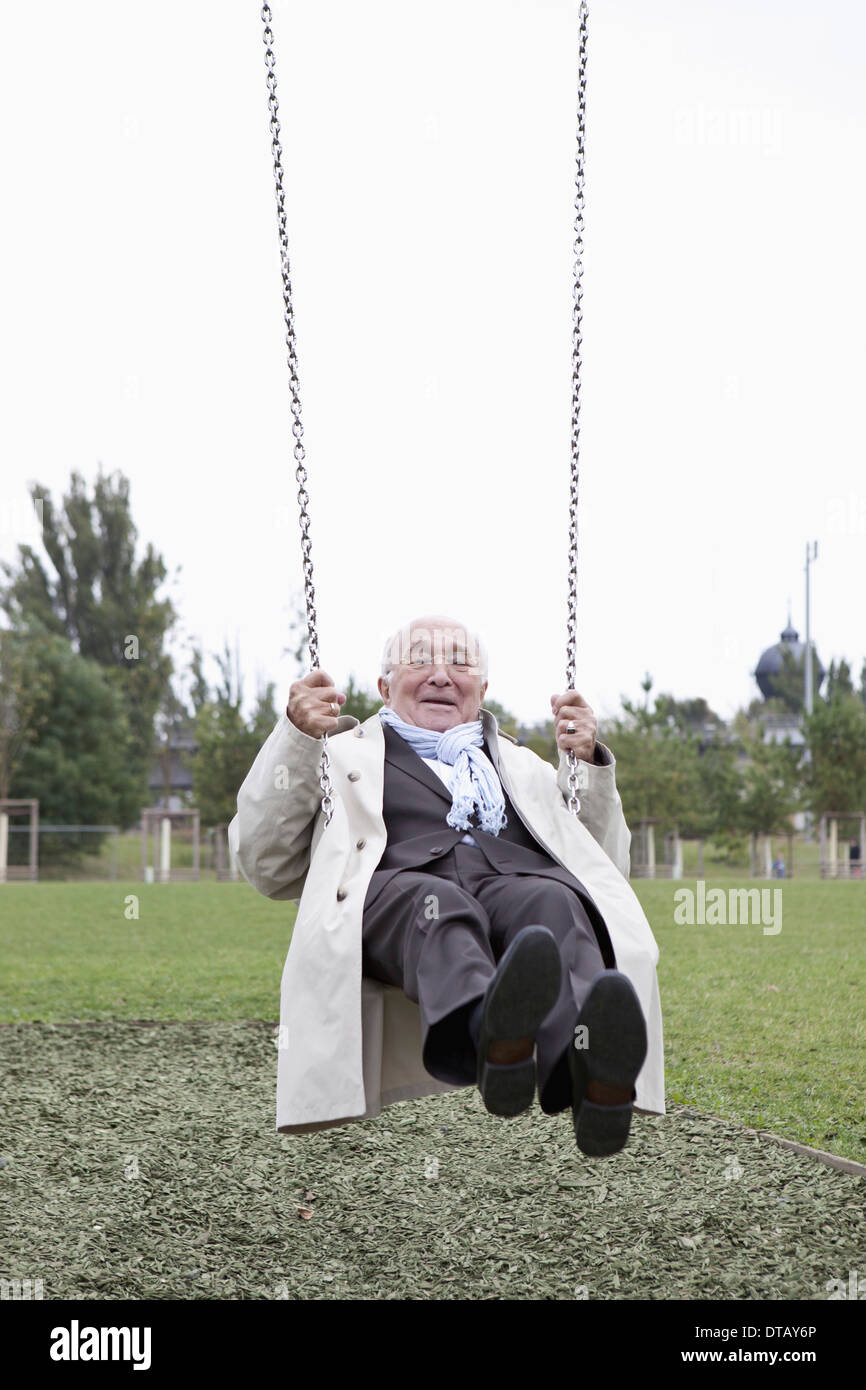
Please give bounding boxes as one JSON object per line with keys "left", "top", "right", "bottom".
{"left": 382, "top": 723, "right": 453, "bottom": 806}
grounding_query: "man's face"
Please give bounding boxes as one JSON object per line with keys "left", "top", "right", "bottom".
{"left": 377, "top": 617, "right": 488, "bottom": 732}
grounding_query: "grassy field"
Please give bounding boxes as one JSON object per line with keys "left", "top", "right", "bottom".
{"left": 0, "top": 882, "right": 288, "bottom": 1021}
{"left": 1, "top": 878, "right": 863, "bottom": 1301}
{"left": 643, "top": 880, "right": 865, "bottom": 1162}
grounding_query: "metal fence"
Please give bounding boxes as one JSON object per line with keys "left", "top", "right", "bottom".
{"left": 2, "top": 825, "right": 120, "bottom": 882}
{"left": 0, "top": 824, "right": 241, "bottom": 883}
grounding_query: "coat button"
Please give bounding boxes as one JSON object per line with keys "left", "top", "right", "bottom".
{"left": 347, "top": 771, "right": 361, "bottom": 782}
{"left": 355, "top": 838, "right": 366, "bottom": 850}
{"left": 354, "top": 727, "right": 364, "bottom": 737}
{"left": 430, "top": 845, "right": 443, "bottom": 855}
{"left": 336, "top": 888, "right": 347, "bottom": 901}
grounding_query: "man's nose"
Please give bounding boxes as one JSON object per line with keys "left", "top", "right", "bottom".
{"left": 427, "top": 663, "right": 453, "bottom": 684}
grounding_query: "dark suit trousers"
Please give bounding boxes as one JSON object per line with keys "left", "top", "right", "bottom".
{"left": 361, "top": 840, "right": 608, "bottom": 1114}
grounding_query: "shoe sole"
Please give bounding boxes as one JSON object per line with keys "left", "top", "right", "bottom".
{"left": 476, "top": 925, "right": 562, "bottom": 1117}
{"left": 570, "top": 970, "right": 647, "bottom": 1156}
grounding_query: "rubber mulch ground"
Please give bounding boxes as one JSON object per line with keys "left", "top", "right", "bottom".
{"left": 1, "top": 1021, "right": 862, "bottom": 1301}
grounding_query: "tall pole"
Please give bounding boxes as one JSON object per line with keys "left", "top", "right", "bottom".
{"left": 803, "top": 540, "right": 818, "bottom": 843}
{"left": 804, "top": 540, "right": 818, "bottom": 715}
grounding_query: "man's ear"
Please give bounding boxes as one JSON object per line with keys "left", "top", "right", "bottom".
{"left": 377, "top": 676, "right": 390, "bottom": 703}
{"left": 480, "top": 680, "right": 488, "bottom": 703}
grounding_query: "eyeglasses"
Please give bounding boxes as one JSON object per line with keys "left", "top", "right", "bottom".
{"left": 394, "top": 648, "right": 480, "bottom": 673}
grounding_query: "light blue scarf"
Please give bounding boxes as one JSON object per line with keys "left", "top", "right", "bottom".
{"left": 379, "top": 706, "right": 507, "bottom": 836}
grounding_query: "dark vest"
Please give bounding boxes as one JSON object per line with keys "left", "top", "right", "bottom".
{"left": 366, "top": 724, "right": 615, "bottom": 966}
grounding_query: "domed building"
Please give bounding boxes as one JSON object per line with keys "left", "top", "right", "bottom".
{"left": 755, "top": 617, "right": 825, "bottom": 703}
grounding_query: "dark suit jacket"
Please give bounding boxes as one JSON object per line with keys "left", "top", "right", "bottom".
{"left": 364, "top": 724, "right": 615, "bottom": 966}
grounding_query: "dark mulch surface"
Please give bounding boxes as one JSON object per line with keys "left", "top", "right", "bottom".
{"left": 1, "top": 1022, "right": 862, "bottom": 1300}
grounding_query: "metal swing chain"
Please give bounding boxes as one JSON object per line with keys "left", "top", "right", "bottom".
{"left": 261, "top": 3, "right": 335, "bottom": 825}
{"left": 262, "top": 2, "right": 586, "bottom": 824}
{"left": 565, "top": 0, "right": 589, "bottom": 818}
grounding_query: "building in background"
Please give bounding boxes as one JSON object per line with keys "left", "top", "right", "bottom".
{"left": 753, "top": 616, "right": 825, "bottom": 748}
{"left": 148, "top": 718, "right": 196, "bottom": 812}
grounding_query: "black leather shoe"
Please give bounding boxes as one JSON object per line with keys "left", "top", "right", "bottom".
{"left": 568, "top": 969, "right": 647, "bottom": 1156}
{"left": 476, "top": 925, "right": 562, "bottom": 1117}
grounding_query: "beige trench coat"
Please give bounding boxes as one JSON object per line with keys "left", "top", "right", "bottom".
{"left": 228, "top": 708, "right": 665, "bottom": 1134}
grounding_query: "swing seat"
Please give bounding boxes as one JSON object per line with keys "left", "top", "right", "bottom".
{"left": 359, "top": 977, "right": 467, "bottom": 1119}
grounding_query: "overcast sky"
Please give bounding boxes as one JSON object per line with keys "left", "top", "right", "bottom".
{"left": 2, "top": 0, "right": 863, "bottom": 727}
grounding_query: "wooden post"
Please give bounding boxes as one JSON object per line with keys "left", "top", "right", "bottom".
{"left": 829, "top": 817, "right": 838, "bottom": 879}
{"left": 819, "top": 814, "right": 827, "bottom": 878}
{"left": 192, "top": 811, "right": 200, "bottom": 881}
{"left": 764, "top": 835, "right": 772, "bottom": 879}
{"left": 160, "top": 816, "right": 171, "bottom": 883}
{"left": 215, "top": 827, "right": 226, "bottom": 879}
{"left": 646, "top": 824, "right": 656, "bottom": 880}
{"left": 0, "top": 810, "right": 7, "bottom": 885}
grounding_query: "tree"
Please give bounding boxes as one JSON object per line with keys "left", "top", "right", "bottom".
{"left": 739, "top": 733, "right": 801, "bottom": 835}
{"left": 186, "top": 641, "right": 279, "bottom": 828}
{"left": 600, "top": 678, "right": 702, "bottom": 830}
{"left": 340, "top": 675, "right": 381, "bottom": 724}
{"left": 692, "top": 737, "right": 744, "bottom": 841}
{"left": 803, "top": 691, "right": 866, "bottom": 815}
{"left": 825, "top": 658, "right": 855, "bottom": 701}
{"left": 0, "top": 628, "right": 51, "bottom": 803}
{"left": 6, "top": 632, "right": 140, "bottom": 865}
{"left": 186, "top": 643, "right": 210, "bottom": 716}
{"left": 0, "top": 469, "right": 179, "bottom": 787}
{"left": 653, "top": 694, "right": 724, "bottom": 741}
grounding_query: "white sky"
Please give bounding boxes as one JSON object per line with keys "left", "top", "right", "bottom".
{"left": 2, "top": 0, "right": 864, "bottom": 726}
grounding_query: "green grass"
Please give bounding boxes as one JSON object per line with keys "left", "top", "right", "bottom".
{"left": 0, "top": 879, "right": 863, "bottom": 1162}
{"left": 0, "top": 882, "right": 296, "bottom": 1022}
{"left": 634, "top": 880, "right": 866, "bottom": 1162}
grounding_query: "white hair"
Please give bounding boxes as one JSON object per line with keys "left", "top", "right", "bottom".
{"left": 380, "top": 617, "right": 488, "bottom": 684}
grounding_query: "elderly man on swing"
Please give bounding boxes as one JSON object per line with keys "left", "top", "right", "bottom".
{"left": 265, "top": 613, "right": 657, "bottom": 1157}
